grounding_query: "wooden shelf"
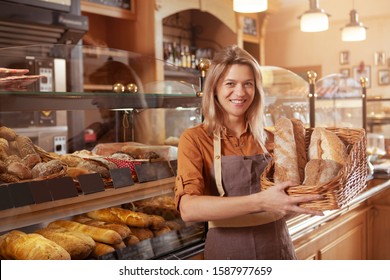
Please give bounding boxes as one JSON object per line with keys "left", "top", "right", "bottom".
{"left": 81, "top": 1, "right": 136, "bottom": 20}
{"left": 0, "top": 177, "right": 175, "bottom": 233}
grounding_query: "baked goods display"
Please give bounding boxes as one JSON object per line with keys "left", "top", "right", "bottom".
{"left": 0, "top": 193, "right": 185, "bottom": 259}
{"left": 0, "top": 126, "right": 184, "bottom": 260}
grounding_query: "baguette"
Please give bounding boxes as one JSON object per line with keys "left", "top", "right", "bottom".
{"left": 86, "top": 207, "right": 152, "bottom": 228}
{"left": 36, "top": 227, "right": 95, "bottom": 260}
{"left": 291, "top": 118, "right": 307, "bottom": 183}
{"left": 90, "top": 242, "right": 115, "bottom": 258}
{"left": 47, "top": 220, "right": 122, "bottom": 245}
{"left": 0, "top": 230, "right": 71, "bottom": 260}
{"left": 273, "top": 117, "right": 300, "bottom": 184}
{"left": 73, "top": 215, "right": 131, "bottom": 239}
{"left": 128, "top": 227, "right": 154, "bottom": 241}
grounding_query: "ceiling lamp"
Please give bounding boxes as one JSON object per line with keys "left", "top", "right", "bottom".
{"left": 299, "top": 0, "right": 330, "bottom": 32}
{"left": 233, "top": 0, "right": 267, "bottom": 13}
{"left": 341, "top": 5, "right": 367, "bottom": 41}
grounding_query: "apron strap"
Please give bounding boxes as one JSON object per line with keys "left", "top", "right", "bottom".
{"left": 213, "top": 132, "right": 225, "bottom": 196}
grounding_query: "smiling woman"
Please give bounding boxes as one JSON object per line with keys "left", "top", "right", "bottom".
{"left": 174, "top": 45, "right": 324, "bottom": 260}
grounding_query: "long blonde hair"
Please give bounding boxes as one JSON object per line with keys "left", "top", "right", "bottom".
{"left": 202, "top": 45, "right": 267, "bottom": 150}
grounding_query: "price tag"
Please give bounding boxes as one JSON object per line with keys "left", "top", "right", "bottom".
{"left": 0, "top": 185, "right": 13, "bottom": 210}
{"left": 110, "top": 168, "right": 134, "bottom": 188}
{"left": 97, "top": 251, "right": 118, "bottom": 260}
{"left": 151, "top": 230, "right": 180, "bottom": 257}
{"left": 116, "top": 239, "right": 154, "bottom": 260}
{"left": 29, "top": 180, "right": 52, "bottom": 204}
{"left": 77, "top": 173, "right": 105, "bottom": 194}
{"left": 169, "top": 160, "right": 177, "bottom": 176}
{"left": 135, "top": 161, "right": 173, "bottom": 183}
{"left": 8, "top": 182, "right": 35, "bottom": 207}
{"left": 48, "top": 176, "right": 78, "bottom": 200}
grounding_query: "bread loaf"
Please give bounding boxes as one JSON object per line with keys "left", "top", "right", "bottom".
{"left": 47, "top": 220, "right": 123, "bottom": 245}
{"left": 303, "top": 159, "right": 342, "bottom": 186}
{"left": 90, "top": 242, "right": 115, "bottom": 258}
{"left": 36, "top": 227, "right": 95, "bottom": 260}
{"left": 6, "top": 161, "right": 32, "bottom": 180}
{"left": 124, "top": 234, "right": 141, "bottom": 246}
{"left": 86, "top": 207, "right": 152, "bottom": 228}
{"left": 0, "top": 230, "right": 71, "bottom": 260}
{"left": 0, "top": 126, "right": 16, "bottom": 141}
{"left": 291, "top": 118, "right": 307, "bottom": 183}
{"left": 274, "top": 117, "right": 300, "bottom": 184}
{"left": 308, "top": 128, "right": 348, "bottom": 165}
{"left": 128, "top": 227, "right": 154, "bottom": 241}
{"left": 15, "top": 135, "right": 38, "bottom": 158}
{"left": 73, "top": 215, "right": 131, "bottom": 239}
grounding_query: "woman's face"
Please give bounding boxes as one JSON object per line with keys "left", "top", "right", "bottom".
{"left": 215, "top": 64, "right": 255, "bottom": 121}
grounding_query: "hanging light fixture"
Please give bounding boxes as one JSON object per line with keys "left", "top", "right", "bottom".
{"left": 233, "top": 0, "right": 267, "bottom": 13}
{"left": 341, "top": 1, "right": 367, "bottom": 42}
{"left": 299, "top": 0, "right": 330, "bottom": 32}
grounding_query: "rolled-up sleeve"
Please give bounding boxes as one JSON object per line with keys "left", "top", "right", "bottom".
{"left": 174, "top": 127, "right": 208, "bottom": 211}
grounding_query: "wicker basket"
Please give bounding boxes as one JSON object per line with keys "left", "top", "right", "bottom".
{"left": 260, "top": 127, "right": 368, "bottom": 211}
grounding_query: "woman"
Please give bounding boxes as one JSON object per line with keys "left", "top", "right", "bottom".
{"left": 174, "top": 45, "right": 324, "bottom": 260}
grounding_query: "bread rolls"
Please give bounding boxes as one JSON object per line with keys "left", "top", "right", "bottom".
{"left": 36, "top": 227, "right": 95, "bottom": 260}
{"left": 47, "top": 220, "right": 123, "bottom": 245}
{"left": 0, "top": 230, "right": 71, "bottom": 260}
{"left": 274, "top": 117, "right": 300, "bottom": 184}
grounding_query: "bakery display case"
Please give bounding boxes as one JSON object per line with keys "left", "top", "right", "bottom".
{"left": 314, "top": 73, "right": 364, "bottom": 128}
{"left": 260, "top": 66, "right": 310, "bottom": 128}
{"left": 0, "top": 44, "right": 205, "bottom": 260}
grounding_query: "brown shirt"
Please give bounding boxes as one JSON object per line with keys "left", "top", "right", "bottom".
{"left": 174, "top": 123, "right": 273, "bottom": 209}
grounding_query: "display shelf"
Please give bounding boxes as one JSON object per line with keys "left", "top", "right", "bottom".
{"left": 0, "top": 177, "right": 175, "bottom": 233}
{"left": 0, "top": 92, "right": 201, "bottom": 111}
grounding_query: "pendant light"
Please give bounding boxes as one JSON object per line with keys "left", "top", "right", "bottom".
{"left": 233, "top": 0, "right": 267, "bottom": 13}
{"left": 299, "top": 0, "right": 330, "bottom": 32}
{"left": 341, "top": 1, "right": 367, "bottom": 42}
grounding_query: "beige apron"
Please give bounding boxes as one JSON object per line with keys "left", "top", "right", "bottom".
{"left": 204, "top": 133, "right": 297, "bottom": 260}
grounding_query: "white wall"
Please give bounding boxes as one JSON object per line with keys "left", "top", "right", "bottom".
{"left": 264, "top": 0, "right": 390, "bottom": 96}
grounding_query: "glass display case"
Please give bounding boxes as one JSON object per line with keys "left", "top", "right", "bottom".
{"left": 260, "top": 66, "right": 310, "bottom": 128}
{"left": 314, "top": 73, "right": 363, "bottom": 128}
{"left": 0, "top": 44, "right": 204, "bottom": 260}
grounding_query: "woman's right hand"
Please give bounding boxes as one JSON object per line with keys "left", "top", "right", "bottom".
{"left": 256, "top": 181, "right": 324, "bottom": 217}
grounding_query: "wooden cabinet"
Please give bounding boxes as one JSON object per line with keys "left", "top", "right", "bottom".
{"left": 294, "top": 207, "right": 369, "bottom": 260}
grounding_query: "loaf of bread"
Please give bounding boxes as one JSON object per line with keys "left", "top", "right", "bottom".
{"left": 73, "top": 215, "right": 131, "bottom": 240}
{"left": 36, "top": 227, "right": 95, "bottom": 260}
{"left": 6, "top": 161, "right": 32, "bottom": 180}
{"left": 124, "top": 234, "right": 141, "bottom": 246}
{"left": 274, "top": 117, "right": 300, "bottom": 184}
{"left": 47, "top": 220, "right": 123, "bottom": 245}
{"left": 149, "top": 215, "right": 166, "bottom": 230}
{"left": 0, "top": 230, "right": 71, "bottom": 260}
{"left": 0, "top": 126, "right": 17, "bottom": 141}
{"left": 90, "top": 242, "right": 115, "bottom": 258}
{"left": 303, "top": 159, "right": 342, "bottom": 186}
{"left": 291, "top": 118, "right": 307, "bottom": 183}
{"left": 128, "top": 227, "right": 154, "bottom": 241}
{"left": 308, "top": 128, "right": 348, "bottom": 165}
{"left": 31, "top": 159, "right": 66, "bottom": 178}
{"left": 15, "top": 135, "right": 38, "bottom": 158}
{"left": 86, "top": 207, "right": 152, "bottom": 228}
